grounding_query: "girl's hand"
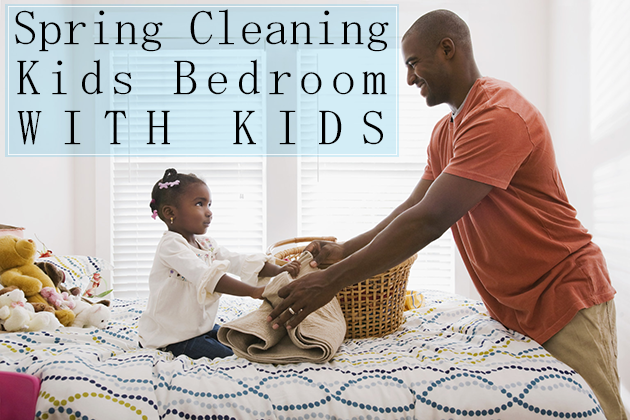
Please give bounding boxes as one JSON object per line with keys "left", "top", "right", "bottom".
{"left": 279, "top": 260, "right": 301, "bottom": 278}
{"left": 250, "top": 285, "right": 266, "bottom": 300}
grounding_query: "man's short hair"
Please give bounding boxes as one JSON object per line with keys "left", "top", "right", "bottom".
{"left": 404, "top": 9, "right": 472, "bottom": 52}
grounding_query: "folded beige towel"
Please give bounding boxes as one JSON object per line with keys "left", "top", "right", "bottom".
{"left": 217, "top": 252, "right": 346, "bottom": 364}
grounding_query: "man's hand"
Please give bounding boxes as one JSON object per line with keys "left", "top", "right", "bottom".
{"left": 278, "top": 260, "right": 301, "bottom": 278}
{"left": 266, "top": 270, "right": 339, "bottom": 330}
{"left": 304, "top": 240, "right": 345, "bottom": 268}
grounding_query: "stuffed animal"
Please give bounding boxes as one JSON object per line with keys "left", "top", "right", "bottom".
{"left": 41, "top": 287, "right": 76, "bottom": 310}
{"left": 0, "top": 236, "right": 50, "bottom": 295}
{"left": 0, "top": 286, "right": 62, "bottom": 332}
{"left": 70, "top": 297, "right": 111, "bottom": 328}
{"left": 33, "top": 260, "right": 111, "bottom": 329}
{"left": 35, "top": 261, "right": 112, "bottom": 316}
{"left": 27, "top": 310, "right": 62, "bottom": 331}
{"left": 34, "top": 261, "right": 68, "bottom": 291}
{"left": 0, "top": 236, "right": 75, "bottom": 326}
{"left": 0, "top": 288, "right": 31, "bottom": 331}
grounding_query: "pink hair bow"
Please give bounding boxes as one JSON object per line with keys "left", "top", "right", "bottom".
{"left": 158, "top": 180, "right": 180, "bottom": 189}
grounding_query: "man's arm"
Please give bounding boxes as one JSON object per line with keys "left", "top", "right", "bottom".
{"left": 268, "top": 173, "right": 493, "bottom": 329}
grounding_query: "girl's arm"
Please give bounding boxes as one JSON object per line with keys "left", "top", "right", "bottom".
{"left": 214, "top": 273, "right": 265, "bottom": 299}
{"left": 258, "top": 261, "right": 301, "bottom": 278}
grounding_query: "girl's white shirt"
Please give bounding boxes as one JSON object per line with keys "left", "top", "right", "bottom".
{"left": 138, "top": 231, "right": 271, "bottom": 349}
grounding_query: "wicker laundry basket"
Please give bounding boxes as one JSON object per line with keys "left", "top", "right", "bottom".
{"left": 268, "top": 237, "right": 417, "bottom": 339}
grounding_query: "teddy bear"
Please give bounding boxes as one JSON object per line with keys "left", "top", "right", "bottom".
{"left": 0, "top": 288, "right": 31, "bottom": 331}
{"left": 69, "top": 296, "right": 111, "bottom": 328}
{"left": 0, "top": 235, "right": 75, "bottom": 326}
{"left": 0, "top": 286, "right": 62, "bottom": 332}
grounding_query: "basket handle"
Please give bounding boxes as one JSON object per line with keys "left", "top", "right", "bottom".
{"left": 266, "top": 236, "right": 337, "bottom": 255}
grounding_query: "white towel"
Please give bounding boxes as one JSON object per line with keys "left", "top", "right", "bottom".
{"left": 217, "top": 252, "right": 346, "bottom": 364}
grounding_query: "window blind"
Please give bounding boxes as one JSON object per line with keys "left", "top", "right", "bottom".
{"left": 110, "top": 50, "right": 265, "bottom": 299}
{"left": 297, "top": 50, "right": 455, "bottom": 292}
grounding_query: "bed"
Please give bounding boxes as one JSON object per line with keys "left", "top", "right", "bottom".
{"left": 1, "top": 272, "right": 605, "bottom": 420}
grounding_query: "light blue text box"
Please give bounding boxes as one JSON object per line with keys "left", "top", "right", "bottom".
{"left": 6, "top": 5, "right": 398, "bottom": 156}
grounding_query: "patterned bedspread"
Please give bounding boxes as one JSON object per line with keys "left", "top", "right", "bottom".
{"left": 0, "top": 291, "right": 604, "bottom": 419}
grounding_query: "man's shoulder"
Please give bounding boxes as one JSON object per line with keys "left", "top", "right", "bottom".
{"left": 464, "top": 77, "right": 539, "bottom": 123}
{"left": 474, "top": 77, "right": 530, "bottom": 107}
{"left": 476, "top": 77, "right": 517, "bottom": 92}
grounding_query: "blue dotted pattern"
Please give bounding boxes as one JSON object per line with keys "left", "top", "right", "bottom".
{"left": 0, "top": 291, "right": 604, "bottom": 419}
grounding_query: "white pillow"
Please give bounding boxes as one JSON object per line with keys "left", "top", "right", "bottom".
{"left": 36, "top": 255, "right": 113, "bottom": 299}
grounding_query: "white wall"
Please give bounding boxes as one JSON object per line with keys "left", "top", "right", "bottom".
{"left": 548, "top": 0, "right": 593, "bottom": 230}
{"left": 0, "top": 157, "right": 76, "bottom": 254}
{"left": 0, "top": 0, "right": 76, "bottom": 254}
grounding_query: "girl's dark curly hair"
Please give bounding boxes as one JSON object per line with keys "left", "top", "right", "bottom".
{"left": 150, "top": 168, "right": 205, "bottom": 222}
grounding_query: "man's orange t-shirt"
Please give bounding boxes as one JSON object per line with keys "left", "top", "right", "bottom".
{"left": 422, "top": 77, "right": 616, "bottom": 343}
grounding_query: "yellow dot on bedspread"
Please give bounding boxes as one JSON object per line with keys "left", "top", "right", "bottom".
{"left": 61, "top": 399, "right": 67, "bottom": 405}
{"left": 99, "top": 393, "right": 104, "bottom": 398}
{"left": 106, "top": 395, "right": 111, "bottom": 400}
{"left": 42, "top": 414, "right": 48, "bottom": 419}
{"left": 75, "top": 393, "right": 81, "bottom": 399}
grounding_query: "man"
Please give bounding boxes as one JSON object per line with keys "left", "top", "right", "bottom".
{"left": 267, "top": 9, "right": 626, "bottom": 419}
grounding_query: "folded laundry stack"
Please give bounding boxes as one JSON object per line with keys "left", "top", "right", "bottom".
{"left": 218, "top": 252, "right": 346, "bottom": 364}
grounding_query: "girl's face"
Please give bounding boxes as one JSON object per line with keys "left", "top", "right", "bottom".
{"left": 169, "top": 182, "right": 212, "bottom": 242}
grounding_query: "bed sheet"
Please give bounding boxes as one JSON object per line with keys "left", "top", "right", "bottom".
{"left": 0, "top": 291, "right": 604, "bottom": 420}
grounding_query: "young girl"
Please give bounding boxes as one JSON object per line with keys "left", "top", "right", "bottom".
{"left": 138, "top": 168, "right": 300, "bottom": 360}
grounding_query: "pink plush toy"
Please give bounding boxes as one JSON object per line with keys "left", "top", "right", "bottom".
{"left": 40, "top": 287, "right": 76, "bottom": 310}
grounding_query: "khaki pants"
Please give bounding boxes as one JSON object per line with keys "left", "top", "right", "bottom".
{"left": 542, "top": 300, "right": 628, "bottom": 420}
